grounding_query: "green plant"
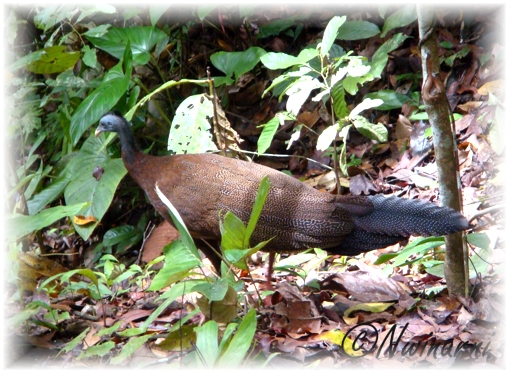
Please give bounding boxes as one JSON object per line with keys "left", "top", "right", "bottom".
{"left": 257, "top": 16, "right": 411, "bottom": 175}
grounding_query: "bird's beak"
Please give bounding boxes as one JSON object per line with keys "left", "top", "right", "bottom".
{"left": 95, "top": 128, "right": 102, "bottom": 137}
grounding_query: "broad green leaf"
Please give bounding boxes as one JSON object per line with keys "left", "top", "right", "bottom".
{"left": 370, "top": 33, "right": 410, "bottom": 79}
{"left": 467, "top": 232, "right": 491, "bottom": 249}
{"left": 349, "top": 98, "right": 383, "bottom": 118}
{"left": 345, "top": 57, "right": 371, "bottom": 77}
{"left": 343, "top": 74, "right": 374, "bottom": 95}
{"left": 33, "top": 5, "right": 74, "bottom": 32}
{"left": 150, "top": 240, "right": 201, "bottom": 290}
{"left": 168, "top": 94, "right": 217, "bottom": 154}
{"left": 110, "top": 334, "right": 153, "bottom": 365}
{"left": 217, "top": 308, "right": 257, "bottom": 367}
{"left": 331, "top": 83, "right": 349, "bottom": 119}
{"left": 351, "top": 116, "right": 387, "bottom": 142}
{"left": 149, "top": 5, "right": 169, "bottom": 25}
{"left": 319, "top": 16, "right": 346, "bottom": 57}
{"left": 9, "top": 50, "right": 46, "bottom": 72}
{"left": 78, "top": 341, "right": 115, "bottom": 359}
{"left": 27, "top": 46, "right": 80, "bottom": 74}
{"left": 197, "top": 5, "right": 217, "bottom": 20}
{"left": 210, "top": 47, "right": 266, "bottom": 85}
{"left": 69, "top": 57, "right": 131, "bottom": 146}
{"left": 140, "top": 280, "right": 207, "bottom": 332}
{"left": 286, "top": 76, "right": 324, "bottom": 116}
{"left": 101, "top": 225, "right": 140, "bottom": 247}
{"left": 392, "top": 237, "right": 444, "bottom": 267}
{"left": 258, "top": 16, "right": 297, "bottom": 38}
{"left": 275, "top": 253, "right": 317, "bottom": 268}
{"left": 195, "top": 321, "right": 220, "bottom": 368}
{"left": 83, "top": 24, "right": 111, "bottom": 38}
{"left": 26, "top": 171, "right": 72, "bottom": 215}
{"left": 337, "top": 20, "right": 380, "bottom": 40}
{"left": 75, "top": 5, "right": 116, "bottom": 23}
{"left": 381, "top": 5, "right": 417, "bottom": 38}
{"left": 221, "top": 211, "right": 246, "bottom": 251}
{"left": 86, "top": 26, "right": 168, "bottom": 65}
{"left": 364, "top": 90, "right": 411, "bottom": 110}
{"left": 257, "top": 116, "right": 280, "bottom": 154}
{"left": 316, "top": 123, "right": 339, "bottom": 151}
{"left": 64, "top": 134, "right": 128, "bottom": 240}
{"left": 194, "top": 278, "right": 229, "bottom": 302}
{"left": 62, "top": 327, "right": 90, "bottom": 354}
{"left": 260, "top": 48, "right": 318, "bottom": 70}
{"left": 7, "top": 202, "right": 88, "bottom": 241}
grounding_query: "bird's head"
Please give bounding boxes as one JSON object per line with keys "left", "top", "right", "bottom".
{"left": 95, "top": 110, "right": 128, "bottom": 137}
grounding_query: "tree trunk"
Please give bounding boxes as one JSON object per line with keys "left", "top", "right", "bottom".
{"left": 416, "top": 6, "right": 468, "bottom": 297}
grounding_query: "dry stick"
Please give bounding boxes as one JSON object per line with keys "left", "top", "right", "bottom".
{"left": 468, "top": 205, "right": 504, "bottom": 224}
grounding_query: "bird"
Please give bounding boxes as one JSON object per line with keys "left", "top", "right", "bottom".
{"left": 95, "top": 111, "right": 469, "bottom": 272}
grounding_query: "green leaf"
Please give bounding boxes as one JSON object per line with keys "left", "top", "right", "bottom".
{"left": 331, "top": 83, "right": 349, "bottom": 119}
{"left": 210, "top": 47, "right": 266, "bottom": 85}
{"left": 258, "top": 16, "right": 297, "bottom": 38}
{"left": 64, "top": 134, "right": 128, "bottom": 240}
{"left": 349, "top": 98, "right": 383, "bottom": 118}
{"left": 319, "top": 16, "right": 346, "bottom": 56}
{"left": 149, "top": 5, "right": 169, "bottom": 25}
{"left": 316, "top": 123, "right": 339, "bottom": 152}
{"left": 194, "top": 278, "right": 229, "bottom": 302}
{"left": 285, "top": 76, "right": 324, "bottom": 116}
{"left": 168, "top": 94, "right": 217, "bottom": 154}
{"left": 217, "top": 308, "right": 257, "bottom": 367}
{"left": 257, "top": 116, "right": 280, "bottom": 154}
{"left": 467, "top": 232, "right": 491, "bottom": 250}
{"left": 140, "top": 280, "right": 207, "bottom": 332}
{"left": 78, "top": 341, "right": 115, "bottom": 359}
{"left": 352, "top": 115, "right": 388, "bottom": 142}
{"left": 197, "top": 5, "right": 217, "bottom": 21}
{"left": 149, "top": 240, "right": 201, "bottom": 290}
{"left": 9, "top": 50, "right": 46, "bottom": 72}
{"left": 33, "top": 5, "right": 74, "bottom": 32}
{"left": 381, "top": 5, "right": 417, "bottom": 38}
{"left": 260, "top": 48, "right": 318, "bottom": 70}
{"left": 101, "top": 225, "right": 140, "bottom": 247}
{"left": 392, "top": 237, "right": 445, "bottom": 267}
{"left": 86, "top": 26, "right": 168, "bottom": 65}
{"left": 195, "top": 320, "right": 220, "bottom": 368}
{"left": 69, "top": 59, "right": 130, "bottom": 145}
{"left": 7, "top": 202, "right": 88, "bottom": 241}
{"left": 110, "top": 334, "right": 153, "bottom": 365}
{"left": 221, "top": 211, "right": 246, "bottom": 251}
{"left": 62, "top": 327, "right": 90, "bottom": 354}
{"left": 364, "top": 90, "right": 411, "bottom": 110}
{"left": 27, "top": 46, "right": 80, "bottom": 74}
{"left": 337, "top": 20, "right": 380, "bottom": 40}
{"left": 154, "top": 184, "right": 202, "bottom": 260}
{"left": 370, "top": 33, "right": 410, "bottom": 79}
{"left": 244, "top": 176, "right": 270, "bottom": 247}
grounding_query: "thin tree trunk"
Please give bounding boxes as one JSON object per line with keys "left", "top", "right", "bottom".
{"left": 416, "top": 6, "right": 468, "bottom": 297}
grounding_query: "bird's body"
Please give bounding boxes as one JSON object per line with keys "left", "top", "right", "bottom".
{"left": 96, "top": 112, "right": 469, "bottom": 267}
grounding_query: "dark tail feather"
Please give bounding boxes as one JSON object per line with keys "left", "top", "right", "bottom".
{"left": 330, "top": 195, "right": 469, "bottom": 255}
{"left": 355, "top": 195, "right": 469, "bottom": 237}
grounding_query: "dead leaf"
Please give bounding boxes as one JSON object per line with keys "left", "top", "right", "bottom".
{"left": 73, "top": 215, "right": 97, "bottom": 225}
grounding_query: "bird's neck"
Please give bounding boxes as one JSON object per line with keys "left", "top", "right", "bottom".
{"left": 117, "top": 123, "right": 140, "bottom": 165}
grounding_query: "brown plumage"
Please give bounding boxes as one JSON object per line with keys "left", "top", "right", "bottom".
{"left": 95, "top": 111, "right": 469, "bottom": 270}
